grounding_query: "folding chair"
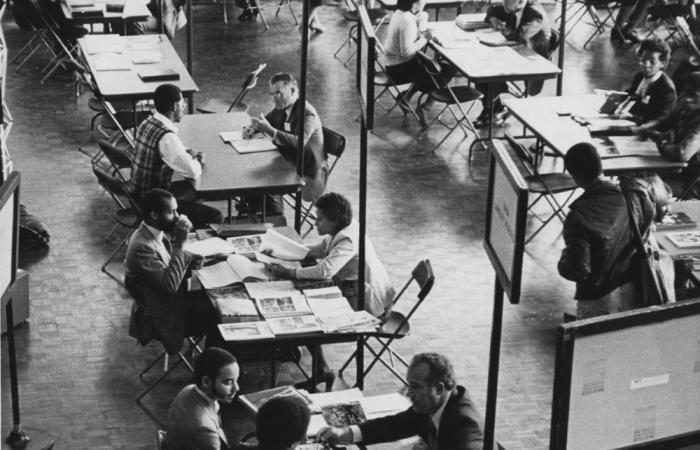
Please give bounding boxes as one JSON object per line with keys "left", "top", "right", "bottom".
{"left": 92, "top": 163, "right": 141, "bottom": 283}
{"left": 240, "top": 0, "right": 298, "bottom": 30}
{"left": 11, "top": 0, "right": 67, "bottom": 72}
{"left": 374, "top": 59, "right": 423, "bottom": 125}
{"left": 281, "top": 126, "right": 347, "bottom": 237}
{"left": 503, "top": 134, "right": 579, "bottom": 244}
{"left": 98, "top": 139, "right": 133, "bottom": 183}
{"left": 671, "top": 15, "right": 699, "bottom": 52}
{"left": 34, "top": 0, "right": 87, "bottom": 84}
{"left": 197, "top": 63, "right": 267, "bottom": 114}
{"left": 415, "top": 52, "right": 483, "bottom": 152}
{"left": 333, "top": 0, "right": 389, "bottom": 67}
{"left": 556, "top": 0, "right": 622, "bottom": 48}
{"left": 645, "top": 2, "right": 692, "bottom": 45}
{"left": 338, "top": 259, "right": 435, "bottom": 385}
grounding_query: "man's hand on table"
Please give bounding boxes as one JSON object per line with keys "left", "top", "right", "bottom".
{"left": 317, "top": 426, "right": 353, "bottom": 445}
{"left": 250, "top": 114, "right": 275, "bottom": 137}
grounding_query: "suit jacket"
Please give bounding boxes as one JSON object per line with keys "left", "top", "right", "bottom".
{"left": 358, "top": 386, "right": 487, "bottom": 450}
{"left": 124, "top": 222, "right": 192, "bottom": 354}
{"left": 486, "top": 0, "right": 552, "bottom": 57}
{"left": 165, "top": 384, "right": 230, "bottom": 450}
{"left": 627, "top": 72, "right": 676, "bottom": 124}
{"left": 265, "top": 99, "right": 327, "bottom": 194}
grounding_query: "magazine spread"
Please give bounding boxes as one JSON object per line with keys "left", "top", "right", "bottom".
{"left": 238, "top": 385, "right": 312, "bottom": 413}
{"left": 254, "top": 295, "right": 312, "bottom": 319}
{"left": 194, "top": 254, "right": 269, "bottom": 289}
{"left": 217, "top": 321, "right": 274, "bottom": 341}
{"left": 265, "top": 315, "right": 323, "bottom": 335}
{"left": 227, "top": 234, "right": 263, "bottom": 258}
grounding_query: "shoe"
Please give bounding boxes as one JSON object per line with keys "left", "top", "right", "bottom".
{"left": 416, "top": 106, "right": 428, "bottom": 128}
{"left": 493, "top": 108, "right": 511, "bottom": 127}
{"left": 294, "top": 370, "right": 335, "bottom": 393}
{"left": 473, "top": 110, "right": 490, "bottom": 129}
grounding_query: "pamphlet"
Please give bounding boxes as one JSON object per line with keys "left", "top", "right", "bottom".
{"left": 184, "top": 237, "right": 236, "bottom": 257}
{"left": 208, "top": 286, "right": 259, "bottom": 321}
{"left": 227, "top": 234, "right": 263, "bottom": 258}
{"left": 194, "top": 254, "right": 269, "bottom": 289}
{"left": 131, "top": 50, "right": 163, "bottom": 64}
{"left": 265, "top": 315, "right": 323, "bottom": 335}
{"left": 244, "top": 280, "right": 299, "bottom": 299}
{"left": 656, "top": 211, "right": 696, "bottom": 230}
{"left": 306, "top": 295, "right": 355, "bottom": 319}
{"left": 321, "top": 402, "right": 366, "bottom": 427}
{"left": 597, "top": 136, "right": 659, "bottom": 158}
{"left": 254, "top": 294, "right": 312, "bottom": 319}
{"left": 319, "top": 310, "right": 381, "bottom": 332}
{"left": 238, "top": 385, "right": 312, "bottom": 413}
{"left": 93, "top": 53, "right": 131, "bottom": 71}
{"left": 303, "top": 286, "right": 344, "bottom": 300}
{"left": 666, "top": 231, "right": 700, "bottom": 249}
{"left": 85, "top": 34, "right": 125, "bottom": 54}
{"left": 217, "top": 321, "right": 274, "bottom": 341}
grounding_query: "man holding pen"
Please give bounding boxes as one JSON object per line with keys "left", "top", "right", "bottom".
{"left": 241, "top": 72, "right": 328, "bottom": 216}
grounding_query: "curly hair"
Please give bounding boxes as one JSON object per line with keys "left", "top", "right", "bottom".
{"left": 410, "top": 353, "right": 457, "bottom": 391}
{"left": 257, "top": 396, "right": 311, "bottom": 450}
{"left": 637, "top": 36, "right": 671, "bottom": 62}
{"left": 315, "top": 192, "right": 352, "bottom": 231}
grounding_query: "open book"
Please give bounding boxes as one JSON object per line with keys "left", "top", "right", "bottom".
{"left": 194, "top": 254, "right": 269, "bottom": 289}
{"left": 219, "top": 131, "right": 277, "bottom": 154}
{"left": 254, "top": 294, "right": 312, "bottom": 319}
{"left": 208, "top": 286, "right": 260, "bottom": 322}
{"left": 217, "top": 321, "right": 274, "bottom": 341}
{"left": 259, "top": 229, "right": 309, "bottom": 261}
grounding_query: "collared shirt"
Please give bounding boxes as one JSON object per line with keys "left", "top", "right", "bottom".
{"left": 153, "top": 111, "right": 202, "bottom": 180}
{"left": 383, "top": 10, "right": 427, "bottom": 66}
{"left": 349, "top": 391, "right": 452, "bottom": 446}
{"left": 271, "top": 101, "right": 295, "bottom": 142}
{"left": 635, "top": 70, "right": 663, "bottom": 99}
{"left": 143, "top": 222, "right": 171, "bottom": 266}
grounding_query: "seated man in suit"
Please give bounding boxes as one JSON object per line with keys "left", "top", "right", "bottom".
{"left": 131, "top": 83, "right": 223, "bottom": 229}
{"left": 234, "top": 396, "right": 311, "bottom": 450}
{"left": 125, "top": 188, "right": 216, "bottom": 355}
{"left": 242, "top": 72, "right": 328, "bottom": 216}
{"left": 318, "top": 353, "right": 490, "bottom": 450}
{"left": 166, "top": 347, "right": 239, "bottom": 450}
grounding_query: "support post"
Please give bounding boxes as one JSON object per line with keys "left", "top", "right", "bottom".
{"left": 483, "top": 276, "right": 505, "bottom": 450}
{"left": 557, "top": 0, "right": 567, "bottom": 96}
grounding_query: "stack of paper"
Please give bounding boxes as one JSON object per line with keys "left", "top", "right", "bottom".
{"left": 85, "top": 34, "right": 125, "bottom": 54}
{"left": 244, "top": 280, "right": 299, "bottom": 299}
{"left": 131, "top": 50, "right": 163, "bottom": 64}
{"left": 194, "top": 254, "right": 269, "bottom": 289}
{"left": 306, "top": 295, "right": 355, "bottom": 319}
{"left": 208, "top": 287, "right": 260, "bottom": 321}
{"left": 266, "top": 315, "right": 323, "bottom": 335}
{"left": 319, "top": 311, "right": 381, "bottom": 332}
{"left": 93, "top": 53, "right": 131, "bottom": 71}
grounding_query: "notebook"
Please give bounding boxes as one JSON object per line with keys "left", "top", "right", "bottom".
{"left": 137, "top": 68, "right": 180, "bottom": 82}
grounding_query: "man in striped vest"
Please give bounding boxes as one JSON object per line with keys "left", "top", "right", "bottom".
{"left": 131, "top": 84, "right": 223, "bottom": 228}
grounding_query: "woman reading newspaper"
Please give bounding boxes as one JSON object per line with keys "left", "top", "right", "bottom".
{"left": 266, "top": 192, "right": 396, "bottom": 392}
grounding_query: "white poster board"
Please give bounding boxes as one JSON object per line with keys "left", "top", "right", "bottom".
{"left": 483, "top": 140, "right": 528, "bottom": 303}
{"left": 0, "top": 171, "right": 19, "bottom": 300}
{"left": 551, "top": 300, "right": 700, "bottom": 449}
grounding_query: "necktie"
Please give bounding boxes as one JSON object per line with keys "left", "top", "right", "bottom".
{"left": 160, "top": 237, "right": 172, "bottom": 266}
{"left": 427, "top": 420, "right": 438, "bottom": 450}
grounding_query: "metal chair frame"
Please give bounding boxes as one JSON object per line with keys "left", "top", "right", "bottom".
{"left": 556, "top": 0, "right": 622, "bottom": 48}
{"left": 503, "top": 133, "right": 579, "bottom": 244}
{"left": 338, "top": 259, "right": 435, "bottom": 386}
{"left": 334, "top": 0, "right": 389, "bottom": 67}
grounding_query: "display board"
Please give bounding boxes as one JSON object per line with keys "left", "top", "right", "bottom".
{"left": 483, "top": 140, "right": 528, "bottom": 304}
{"left": 550, "top": 299, "right": 700, "bottom": 449}
{"left": 0, "top": 171, "right": 19, "bottom": 300}
{"left": 356, "top": 5, "right": 375, "bottom": 130}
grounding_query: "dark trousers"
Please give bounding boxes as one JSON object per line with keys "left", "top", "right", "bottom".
{"left": 170, "top": 180, "right": 224, "bottom": 228}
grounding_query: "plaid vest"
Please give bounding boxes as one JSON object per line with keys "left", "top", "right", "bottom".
{"left": 131, "top": 116, "right": 174, "bottom": 199}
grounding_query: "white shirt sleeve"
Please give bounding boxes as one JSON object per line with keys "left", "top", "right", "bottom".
{"left": 397, "top": 14, "right": 425, "bottom": 58}
{"left": 294, "top": 235, "right": 355, "bottom": 280}
{"left": 159, "top": 132, "right": 202, "bottom": 179}
{"left": 349, "top": 425, "right": 363, "bottom": 443}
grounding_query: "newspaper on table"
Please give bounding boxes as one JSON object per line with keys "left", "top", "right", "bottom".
{"left": 217, "top": 321, "right": 274, "bottom": 341}
{"left": 259, "top": 228, "right": 309, "bottom": 260}
{"left": 183, "top": 237, "right": 236, "bottom": 257}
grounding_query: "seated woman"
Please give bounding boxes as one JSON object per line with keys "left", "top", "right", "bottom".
{"left": 382, "top": 0, "right": 451, "bottom": 124}
{"left": 636, "top": 72, "right": 700, "bottom": 198}
{"left": 627, "top": 36, "right": 677, "bottom": 126}
{"left": 234, "top": 396, "right": 311, "bottom": 450}
{"left": 475, "top": 0, "right": 552, "bottom": 127}
{"left": 131, "top": 0, "right": 187, "bottom": 39}
{"left": 268, "top": 192, "right": 396, "bottom": 392}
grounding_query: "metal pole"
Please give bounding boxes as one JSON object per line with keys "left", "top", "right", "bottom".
{"left": 483, "top": 276, "right": 504, "bottom": 450}
{"left": 4, "top": 298, "right": 30, "bottom": 447}
{"left": 295, "top": 0, "right": 309, "bottom": 233}
{"left": 557, "top": 0, "right": 567, "bottom": 96}
{"left": 186, "top": 0, "right": 194, "bottom": 113}
{"left": 356, "top": 119, "right": 367, "bottom": 390}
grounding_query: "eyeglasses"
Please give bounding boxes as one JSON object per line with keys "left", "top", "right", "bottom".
{"left": 269, "top": 91, "right": 285, "bottom": 98}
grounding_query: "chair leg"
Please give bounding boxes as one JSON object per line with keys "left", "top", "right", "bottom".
{"left": 337, "top": 347, "right": 359, "bottom": 375}
{"left": 140, "top": 351, "right": 167, "bottom": 379}
{"left": 363, "top": 341, "right": 408, "bottom": 385}
{"left": 101, "top": 231, "right": 133, "bottom": 284}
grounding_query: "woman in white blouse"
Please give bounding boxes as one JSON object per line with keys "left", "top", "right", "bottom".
{"left": 382, "top": 0, "right": 441, "bottom": 119}
{"left": 269, "top": 192, "right": 395, "bottom": 392}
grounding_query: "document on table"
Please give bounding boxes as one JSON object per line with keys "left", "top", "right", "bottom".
{"left": 219, "top": 131, "right": 277, "bottom": 154}
{"left": 93, "top": 53, "right": 131, "bottom": 71}
{"left": 131, "top": 50, "right": 163, "bottom": 64}
{"left": 85, "top": 34, "right": 126, "bottom": 54}
{"left": 259, "top": 228, "right": 309, "bottom": 261}
{"left": 597, "top": 136, "right": 660, "bottom": 158}
{"left": 183, "top": 237, "right": 236, "bottom": 257}
{"left": 431, "top": 30, "right": 476, "bottom": 49}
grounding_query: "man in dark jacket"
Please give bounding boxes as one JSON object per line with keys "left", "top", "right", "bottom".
{"left": 317, "top": 353, "right": 490, "bottom": 450}
{"left": 558, "top": 143, "right": 649, "bottom": 319}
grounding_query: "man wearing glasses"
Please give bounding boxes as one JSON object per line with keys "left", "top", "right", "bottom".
{"left": 242, "top": 72, "right": 327, "bottom": 217}
{"left": 131, "top": 84, "right": 224, "bottom": 228}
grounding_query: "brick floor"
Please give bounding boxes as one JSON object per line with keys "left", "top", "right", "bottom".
{"left": 0, "top": 3, "right": 690, "bottom": 449}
